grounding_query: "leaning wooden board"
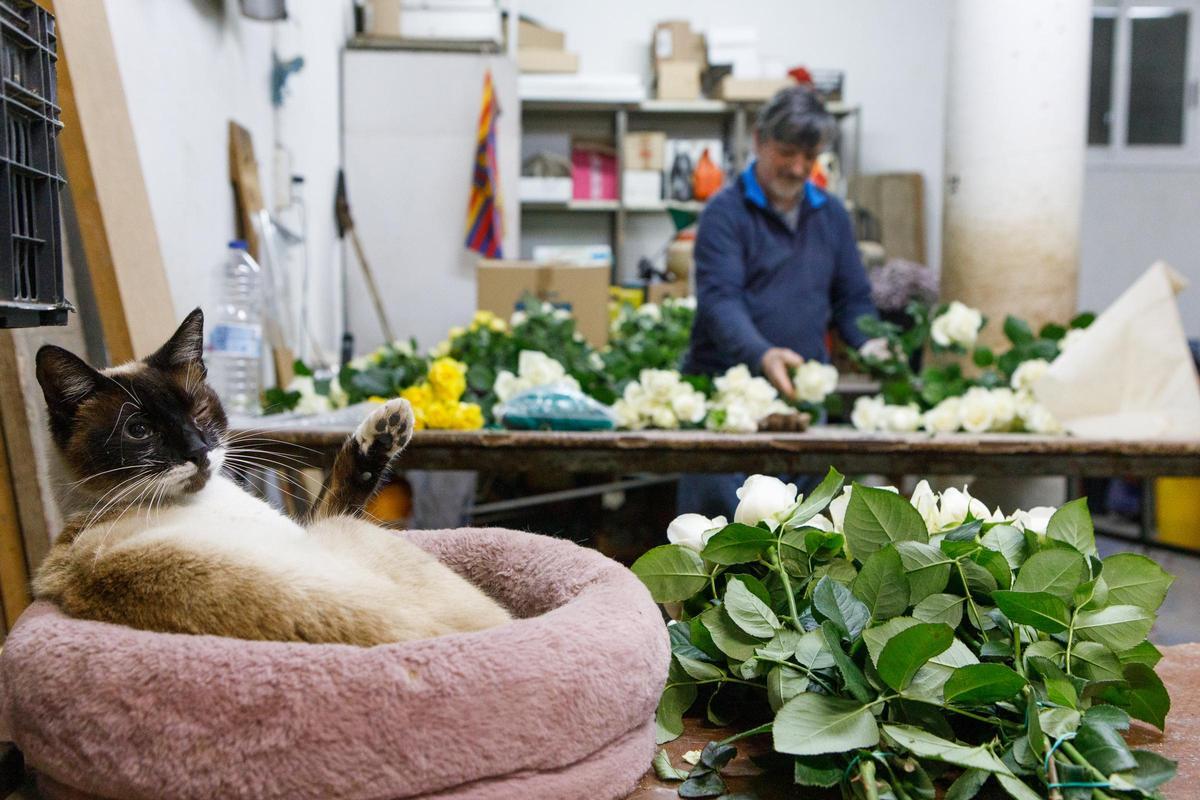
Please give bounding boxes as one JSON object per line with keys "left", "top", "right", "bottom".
{"left": 235, "top": 425, "right": 1200, "bottom": 478}
{"left": 630, "top": 642, "right": 1200, "bottom": 799}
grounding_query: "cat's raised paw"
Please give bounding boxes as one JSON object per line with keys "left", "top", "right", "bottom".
{"left": 355, "top": 398, "right": 415, "bottom": 460}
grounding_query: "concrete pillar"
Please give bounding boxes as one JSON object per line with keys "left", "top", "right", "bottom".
{"left": 941, "top": 0, "right": 1091, "bottom": 342}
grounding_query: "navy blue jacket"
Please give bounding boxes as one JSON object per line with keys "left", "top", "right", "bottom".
{"left": 683, "top": 162, "right": 877, "bottom": 375}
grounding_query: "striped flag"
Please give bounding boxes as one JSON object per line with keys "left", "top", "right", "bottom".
{"left": 465, "top": 70, "right": 503, "bottom": 258}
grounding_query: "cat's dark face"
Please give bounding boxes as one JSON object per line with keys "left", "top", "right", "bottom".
{"left": 36, "top": 308, "right": 228, "bottom": 502}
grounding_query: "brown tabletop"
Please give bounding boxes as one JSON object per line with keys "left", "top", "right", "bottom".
{"left": 235, "top": 424, "right": 1200, "bottom": 477}
{"left": 629, "top": 643, "right": 1200, "bottom": 800}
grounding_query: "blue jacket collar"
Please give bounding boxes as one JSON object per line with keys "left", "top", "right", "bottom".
{"left": 741, "top": 159, "right": 827, "bottom": 212}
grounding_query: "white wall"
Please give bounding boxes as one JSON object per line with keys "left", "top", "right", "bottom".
{"left": 1081, "top": 171, "right": 1200, "bottom": 338}
{"left": 103, "top": 0, "right": 349, "bottom": 362}
{"left": 517, "top": 0, "right": 951, "bottom": 272}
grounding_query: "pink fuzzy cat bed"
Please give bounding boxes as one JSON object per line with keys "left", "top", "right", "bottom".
{"left": 0, "top": 527, "right": 669, "bottom": 800}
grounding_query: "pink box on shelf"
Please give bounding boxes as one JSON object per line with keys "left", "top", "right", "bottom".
{"left": 571, "top": 142, "right": 618, "bottom": 201}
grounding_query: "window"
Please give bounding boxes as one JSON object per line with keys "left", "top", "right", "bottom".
{"left": 1088, "top": 1, "right": 1200, "bottom": 163}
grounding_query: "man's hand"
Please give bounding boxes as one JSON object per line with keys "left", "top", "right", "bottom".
{"left": 760, "top": 347, "right": 803, "bottom": 400}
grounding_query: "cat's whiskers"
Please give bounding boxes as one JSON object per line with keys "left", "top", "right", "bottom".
{"left": 75, "top": 470, "right": 151, "bottom": 531}
{"left": 59, "top": 463, "right": 146, "bottom": 489}
{"left": 220, "top": 430, "right": 323, "bottom": 455}
{"left": 221, "top": 457, "right": 316, "bottom": 510}
{"left": 102, "top": 372, "right": 141, "bottom": 406}
{"left": 103, "top": 401, "right": 139, "bottom": 446}
{"left": 223, "top": 447, "right": 317, "bottom": 472}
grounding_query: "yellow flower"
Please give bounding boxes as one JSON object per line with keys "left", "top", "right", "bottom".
{"left": 400, "top": 384, "right": 433, "bottom": 408}
{"left": 428, "top": 357, "right": 467, "bottom": 402}
{"left": 448, "top": 326, "right": 466, "bottom": 340}
{"left": 424, "top": 401, "right": 456, "bottom": 429}
{"left": 431, "top": 340, "right": 451, "bottom": 358}
{"left": 470, "top": 310, "right": 497, "bottom": 331}
{"left": 489, "top": 317, "right": 507, "bottom": 333}
{"left": 455, "top": 402, "right": 484, "bottom": 430}
{"left": 367, "top": 395, "right": 389, "bottom": 404}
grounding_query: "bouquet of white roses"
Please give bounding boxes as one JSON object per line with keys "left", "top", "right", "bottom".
{"left": 635, "top": 469, "right": 1176, "bottom": 799}
{"left": 493, "top": 350, "right": 581, "bottom": 403}
{"left": 705, "top": 365, "right": 798, "bottom": 433}
{"left": 613, "top": 369, "right": 708, "bottom": 431}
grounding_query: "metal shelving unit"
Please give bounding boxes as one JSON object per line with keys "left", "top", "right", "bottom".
{"left": 519, "top": 98, "right": 861, "bottom": 281}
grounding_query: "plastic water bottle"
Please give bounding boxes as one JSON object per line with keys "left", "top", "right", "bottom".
{"left": 206, "top": 241, "right": 264, "bottom": 415}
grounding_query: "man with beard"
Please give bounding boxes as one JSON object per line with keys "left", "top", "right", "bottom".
{"left": 679, "top": 85, "right": 880, "bottom": 518}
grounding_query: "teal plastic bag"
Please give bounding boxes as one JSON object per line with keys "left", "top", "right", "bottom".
{"left": 494, "top": 384, "right": 616, "bottom": 431}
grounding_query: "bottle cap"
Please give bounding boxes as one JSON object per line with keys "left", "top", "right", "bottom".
{"left": 228, "top": 239, "right": 249, "bottom": 250}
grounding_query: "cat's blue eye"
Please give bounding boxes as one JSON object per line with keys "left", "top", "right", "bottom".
{"left": 124, "top": 419, "right": 151, "bottom": 440}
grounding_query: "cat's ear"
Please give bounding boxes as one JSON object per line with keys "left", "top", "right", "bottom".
{"left": 36, "top": 345, "right": 102, "bottom": 419}
{"left": 147, "top": 308, "right": 205, "bottom": 373}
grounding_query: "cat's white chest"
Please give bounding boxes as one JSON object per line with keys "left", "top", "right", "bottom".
{"left": 183, "top": 476, "right": 306, "bottom": 541}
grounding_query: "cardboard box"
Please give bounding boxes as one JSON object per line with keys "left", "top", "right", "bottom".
{"left": 517, "top": 48, "right": 578, "bottom": 73}
{"left": 477, "top": 260, "right": 610, "bottom": 347}
{"left": 652, "top": 20, "right": 706, "bottom": 68}
{"left": 531, "top": 245, "right": 612, "bottom": 267}
{"left": 518, "top": 18, "right": 565, "bottom": 50}
{"left": 623, "top": 169, "right": 663, "bottom": 206}
{"left": 656, "top": 60, "right": 701, "bottom": 101}
{"left": 714, "top": 76, "right": 794, "bottom": 101}
{"left": 623, "top": 131, "right": 666, "bottom": 170}
{"left": 367, "top": 0, "right": 402, "bottom": 36}
{"left": 571, "top": 142, "right": 617, "bottom": 200}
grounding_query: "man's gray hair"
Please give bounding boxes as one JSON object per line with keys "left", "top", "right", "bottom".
{"left": 755, "top": 85, "right": 836, "bottom": 152}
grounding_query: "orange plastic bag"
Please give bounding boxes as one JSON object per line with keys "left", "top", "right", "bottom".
{"left": 692, "top": 148, "right": 723, "bottom": 201}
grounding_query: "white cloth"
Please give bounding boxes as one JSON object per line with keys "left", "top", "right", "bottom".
{"left": 1035, "top": 261, "right": 1200, "bottom": 439}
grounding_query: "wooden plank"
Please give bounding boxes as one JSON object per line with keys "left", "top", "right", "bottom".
{"left": 234, "top": 425, "right": 1200, "bottom": 478}
{"left": 0, "top": 399, "right": 32, "bottom": 631}
{"left": 48, "top": 0, "right": 178, "bottom": 362}
{"left": 0, "top": 334, "right": 52, "bottom": 575}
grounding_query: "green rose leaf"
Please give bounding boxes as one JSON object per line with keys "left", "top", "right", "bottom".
{"left": 1083, "top": 704, "right": 1131, "bottom": 731}
{"left": 896, "top": 541, "right": 953, "bottom": 604}
{"left": 1010, "top": 548, "right": 1087, "bottom": 603}
{"left": 995, "top": 773, "right": 1045, "bottom": 800}
{"left": 1029, "top": 655, "right": 1078, "bottom": 709}
{"left": 843, "top": 483, "right": 928, "bottom": 560}
{"left": 1120, "top": 640, "right": 1163, "bottom": 667}
{"left": 675, "top": 653, "right": 724, "bottom": 681}
{"left": 943, "top": 663, "right": 1028, "bottom": 705}
{"left": 980, "top": 524, "right": 1026, "bottom": 569}
{"left": 668, "top": 622, "right": 717, "bottom": 663}
{"left": 773, "top": 694, "right": 880, "bottom": 756}
{"left": 1098, "top": 662, "right": 1171, "bottom": 731}
{"left": 793, "top": 628, "right": 836, "bottom": 671}
{"left": 851, "top": 545, "right": 911, "bottom": 621}
{"left": 700, "top": 606, "right": 762, "bottom": 662}
{"left": 1074, "top": 717, "right": 1138, "bottom": 775}
{"left": 1073, "top": 604, "right": 1155, "bottom": 652}
{"left": 1003, "top": 315, "right": 1035, "bottom": 346}
{"left": 912, "top": 593, "right": 965, "bottom": 628}
{"left": 881, "top": 724, "right": 1013, "bottom": 774}
{"left": 727, "top": 573, "right": 772, "bottom": 607}
{"left": 701, "top": 523, "right": 777, "bottom": 565}
{"left": 755, "top": 628, "right": 805, "bottom": 663}
{"left": 632, "top": 545, "right": 709, "bottom": 602}
{"left": 793, "top": 755, "right": 843, "bottom": 788}
{"left": 767, "top": 664, "right": 810, "bottom": 712}
{"left": 1101, "top": 552, "right": 1174, "bottom": 610}
{"left": 877, "top": 622, "right": 955, "bottom": 692}
{"left": 821, "top": 621, "right": 874, "bottom": 704}
{"left": 724, "top": 578, "right": 782, "bottom": 638}
{"left": 1128, "top": 750, "right": 1178, "bottom": 791}
{"left": 1045, "top": 497, "right": 1097, "bottom": 556}
{"left": 783, "top": 467, "right": 845, "bottom": 528}
{"left": 993, "top": 590, "right": 1071, "bottom": 633}
{"left": 656, "top": 660, "right": 698, "bottom": 743}
{"left": 652, "top": 749, "right": 689, "bottom": 781}
{"left": 1070, "top": 641, "right": 1125, "bottom": 684}
{"left": 812, "top": 576, "right": 871, "bottom": 642}
{"left": 945, "top": 769, "right": 991, "bottom": 800}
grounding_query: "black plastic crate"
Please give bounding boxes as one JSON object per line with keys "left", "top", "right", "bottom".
{"left": 0, "top": 0, "right": 68, "bottom": 329}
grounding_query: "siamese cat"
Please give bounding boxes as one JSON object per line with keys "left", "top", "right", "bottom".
{"left": 31, "top": 309, "right": 511, "bottom": 646}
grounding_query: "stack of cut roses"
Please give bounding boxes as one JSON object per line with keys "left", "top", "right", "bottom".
{"left": 634, "top": 469, "right": 1176, "bottom": 799}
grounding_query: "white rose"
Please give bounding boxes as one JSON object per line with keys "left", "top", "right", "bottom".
{"left": 989, "top": 388, "right": 1017, "bottom": 430}
{"left": 636, "top": 303, "right": 662, "bottom": 322}
{"left": 651, "top": 406, "right": 679, "bottom": 430}
{"left": 1015, "top": 389, "right": 1037, "bottom": 419}
{"left": 673, "top": 296, "right": 697, "bottom": 311}
{"left": 613, "top": 399, "right": 643, "bottom": 430}
{"left": 718, "top": 401, "right": 759, "bottom": 433}
{"left": 922, "top": 397, "right": 962, "bottom": 434}
{"left": 623, "top": 382, "right": 646, "bottom": 405}
{"left": 328, "top": 377, "right": 348, "bottom": 408}
{"left": 715, "top": 365, "right": 753, "bottom": 393}
{"left": 910, "top": 480, "right": 940, "bottom": 532}
{"left": 510, "top": 310, "right": 527, "bottom": 327}
{"left": 563, "top": 375, "right": 582, "bottom": 394}
{"left": 1023, "top": 402, "right": 1063, "bottom": 435}
{"left": 671, "top": 389, "right": 708, "bottom": 425}
{"left": 294, "top": 389, "right": 332, "bottom": 415}
{"left": 1011, "top": 358, "right": 1051, "bottom": 392}
{"left": 793, "top": 361, "right": 840, "bottom": 404}
{"left": 1014, "top": 506, "right": 1056, "bottom": 535}
{"left": 287, "top": 375, "right": 316, "bottom": 397}
{"left": 806, "top": 513, "right": 835, "bottom": 532}
{"left": 734, "top": 475, "right": 799, "bottom": 527}
{"left": 642, "top": 369, "right": 680, "bottom": 401}
{"left": 391, "top": 339, "right": 414, "bottom": 356}
{"left": 493, "top": 370, "right": 521, "bottom": 402}
{"left": 936, "top": 486, "right": 991, "bottom": 530}
{"left": 589, "top": 352, "right": 605, "bottom": 370}
{"left": 930, "top": 301, "right": 983, "bottom": 349}
{"left": 552, "top": 308, "right": 571, "bottom": 322}
{"left": 958, "top": 387, "right": 996, "bottom": 433}
{"left": 348, "top": 355, "right": 372, "bottom": 371}
{"left": 1059, "top": 327, "right": 1087, "bottom": 354}
{"left": 851, "top": 395, "right": 886, "bottom": 432}
{"left": 518, "top": 350, "right": 565, "bottom": 386}
{"left": 667, "top": 513, "right": 728, "bottom": 551}
{"left": 883, "top": 403, "right": 922, "bottom": 433}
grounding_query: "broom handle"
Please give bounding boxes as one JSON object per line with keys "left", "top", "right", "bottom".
{"left": 348, "top": 226, "right": 397, "bottom": 345}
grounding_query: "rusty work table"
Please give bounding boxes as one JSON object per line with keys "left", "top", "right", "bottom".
{"left": 232, "top": 424, "right": 1200, "bottom": 478}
